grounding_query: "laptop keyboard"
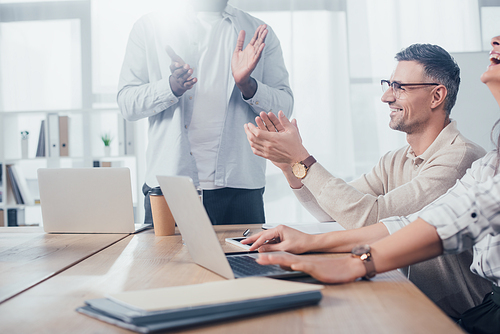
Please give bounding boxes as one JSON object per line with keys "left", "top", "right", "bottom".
{"left": 227, "top": 255, "right": 292, "bottom": 277}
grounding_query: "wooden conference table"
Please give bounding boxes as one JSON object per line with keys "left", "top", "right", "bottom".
{"left": 0, "top": 225, "right": 463, "bottom": 333}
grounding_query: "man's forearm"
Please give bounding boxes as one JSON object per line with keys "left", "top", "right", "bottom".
{"left": 117, "top": 78, "right": 176, "bottom": 122}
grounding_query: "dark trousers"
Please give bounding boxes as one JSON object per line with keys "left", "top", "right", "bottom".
{"left": 143, "top": 183, "right": 265, "bottom": 225}
{"left": 457, "top": 284, "right": 500, "bottom": 334}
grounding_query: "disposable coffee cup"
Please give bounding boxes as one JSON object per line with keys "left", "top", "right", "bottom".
{"left": 149, "top": 187, "right": 175, "bottom": 236}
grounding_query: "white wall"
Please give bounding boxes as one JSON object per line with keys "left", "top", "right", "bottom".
{"left": 452, "top": 52, "right": 499, "bottom": 152}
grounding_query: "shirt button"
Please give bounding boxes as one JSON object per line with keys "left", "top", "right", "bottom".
{"left": 255, "top": 101, "right": 259, "bottom": 105}
{"left": 269, "top": 109, "right": 272, "bottom": 112}
{"left": 170, "top": 100, "right": 174, "bottom": 103}
{"left": 471, "top": 212, "right": 477, "bottom": 218}
{"left": 250, "top": 103, "right": 253, "bottom": 105}
{"left": 189, "top": 96, "right": 193, "bottom": 100}
{"left": 190, "top": 152, "right": 193, "bottom": 155}
{"left": 185, "top": 125, "right": 188, "bottom": 129}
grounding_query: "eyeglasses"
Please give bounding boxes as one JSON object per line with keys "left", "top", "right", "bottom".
{"left": 381, "top": 80, "right": 440, "bottom": 99}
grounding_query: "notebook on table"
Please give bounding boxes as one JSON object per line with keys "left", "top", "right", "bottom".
{"left": 156, "top": 175, "right": 308, "bottom": 279}
{"left": 38, "top": 168, "right": 150, "bottom": 234}
{"left": 77, "top": 277, "right": 323, "bottom": 333}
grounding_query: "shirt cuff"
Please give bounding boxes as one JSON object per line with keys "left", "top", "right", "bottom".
{"left": 154, "top": 78, "right": 179, "bottom": 112}
{"left": 419, "top": 205, "right": 481, "bottom": 254}
{"left": 301, "top": 163, "right": 333, "bottom": 194}
{"left": 380, "top": 216, "right": 411, "bottom": 235}
{"left": 242, "top": 79, "right": 274, "bottom": 113}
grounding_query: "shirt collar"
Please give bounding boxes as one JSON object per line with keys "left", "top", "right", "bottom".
{"left": 406, "top": 119, "right": 460, "bottom": 163}
{"left": 185, "top": 3, "right": 234, "bottom": 16}
{"left": 222, "top": 4, "right": 236, "bottom": 17}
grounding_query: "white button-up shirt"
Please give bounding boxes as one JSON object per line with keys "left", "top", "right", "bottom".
{"left": 117, "top": 4, "right": 293, "bottom": 188}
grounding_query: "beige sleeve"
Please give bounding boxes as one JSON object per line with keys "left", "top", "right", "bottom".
{"left": 292, "top": 186, "right": 334, "bottom": 222}
{"left": 301, "top": 143, "right": 485, "bottom": 229}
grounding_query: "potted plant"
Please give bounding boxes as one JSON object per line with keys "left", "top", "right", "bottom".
{"left": 21, "top": 130, "right": 29, "bottom": 159}
{"left": 101, "top": 133, "right": 112, "bottom": 156}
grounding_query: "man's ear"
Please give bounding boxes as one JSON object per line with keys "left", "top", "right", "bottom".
{"left": 430, "top": 85, "right": 447, "bottom": 110}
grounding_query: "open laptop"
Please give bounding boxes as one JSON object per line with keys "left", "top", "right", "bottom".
{"left": 38, "top": 168, "right": 150, "bottom": 234}
{"left": 156, "top": 175, "right": 308, "bottom": 280}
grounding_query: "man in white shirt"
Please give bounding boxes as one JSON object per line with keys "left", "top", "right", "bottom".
{"left": 118, "top": 0, "right": 293, "bottom": 224}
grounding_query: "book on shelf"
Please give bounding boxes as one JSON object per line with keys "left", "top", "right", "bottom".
{"left": 36, "top": 115, "right": 70, "bottom": 158}
{"left": 76, "top": 277, "right": 323, "bottom": 333}
{"left": 0, "top": 209, "right": 4, "bottom": 227}
{"left": 47, "top": 113, "right": 60, "bottom": 158}
{"left": 117, "top": 114, "right": 135, "bottom": 156}
{"left": 36, "top": 120, "right": 46, "bottom": 157}
{"left": 93, "top": 160, "right": 124, "bottom": 168}
{"left": 117, "top": 114, "right": 126, "bottom": 156}
{"left": 6, "top": 165, "right": 23, "bottom": 204}
{"left": 59, "top": 115, "right": 69, "bottom": 156}
{"left": 7, "top": 208, "right": 25, "bottom": 226}
{"left": 6, "top": 164, "right": 34, "bottom": 205}
{"left": 7, "top": 208, "right": 17, "bottom": 226}
{"left": 100, "top": 161, "right": 124, "bottom": 168}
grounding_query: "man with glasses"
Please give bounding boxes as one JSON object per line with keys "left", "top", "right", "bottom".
{"left": 245, "top": 43, "right": 485, "bottom": 230}
{"left": 243, "top": 43, "right": 490, "bottom": 318}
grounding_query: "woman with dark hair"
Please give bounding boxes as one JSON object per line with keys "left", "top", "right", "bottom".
{"left": 250, "top": 35, "right": 500, "bottom": 333}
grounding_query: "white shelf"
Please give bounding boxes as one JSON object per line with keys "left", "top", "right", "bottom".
{"left": 1, "top": 107, "right": 120, "bottom": 115}
{"left": 0, "top": 109, "right": 143, "bottom": 227}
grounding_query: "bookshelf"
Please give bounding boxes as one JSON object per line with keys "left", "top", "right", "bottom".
{"left": 0, "top": 1, "right": 151, "bottom": 227}
{"left": 0, "top": 108, "right": 145, "bottom": 227}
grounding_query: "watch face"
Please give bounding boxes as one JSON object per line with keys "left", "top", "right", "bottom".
{"left": 352, "top": 244, "right": 370, "bottom": 256}
{"left": 292, "top": 162, "right": 307, "bottom": 179}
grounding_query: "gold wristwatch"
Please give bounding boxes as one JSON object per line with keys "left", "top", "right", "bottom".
{"left": 351, "top": 244, "right": 376, "bottom": 280}
{"left": 291, "top": 155, "right": 316, "bottom": 179}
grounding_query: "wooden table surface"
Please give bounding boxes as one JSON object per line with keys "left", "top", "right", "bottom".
{"left": 0, "top": 227, "right": 129, "bottom": 303}
{"left": 0, "top": 225, "right": 464, "bottom": 333}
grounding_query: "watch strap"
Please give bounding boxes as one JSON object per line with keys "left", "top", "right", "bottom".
{"left": 361, "top": 253, "right": 376, "bottom": 280}
{"left": 302, "top": 155, "right": 317, "bottom": 169}
{"left": 352, "top": 245, "right": 376, "bottom": 280}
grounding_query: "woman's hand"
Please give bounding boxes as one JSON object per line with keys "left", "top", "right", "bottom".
{"left": 242, "top": 224, "right": 315, "bottom": 254}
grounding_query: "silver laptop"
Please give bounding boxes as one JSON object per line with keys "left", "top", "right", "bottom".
{"left": 156, "top": 175, "right": 307, "bottom": 279}
{"left": 38, "top": 168, "right": 150, "bottom": 234}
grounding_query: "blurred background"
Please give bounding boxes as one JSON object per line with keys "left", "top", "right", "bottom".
{"left": 1, "top": 0, "right": 499, "bottom": 226}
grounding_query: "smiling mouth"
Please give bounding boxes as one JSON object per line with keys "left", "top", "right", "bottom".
{"left": 491, "top": 53, "right": 500, "bottom": 66}
{"left": 390, "top": 108, "right": 403, "bottom": 112}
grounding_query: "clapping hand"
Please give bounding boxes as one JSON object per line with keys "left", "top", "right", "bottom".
{"left": 244, "top": 110, "right": 309, "bottom": 165}
{"left": 231, "top": 24, "right": 268, "bottom": 98}
{"left": 166, "top": 45, "right": 197, "bottom": 97}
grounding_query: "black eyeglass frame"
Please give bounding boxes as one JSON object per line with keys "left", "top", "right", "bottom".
{"left": 381, "top": 80, "right": 440, "bottom": 97}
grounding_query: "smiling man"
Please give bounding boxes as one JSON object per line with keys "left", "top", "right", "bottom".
{"left": 245, "top": 43, "right": 486, "bottom": 229}
{"left": 243, "top": 44, "right": 491, "bottom": 318}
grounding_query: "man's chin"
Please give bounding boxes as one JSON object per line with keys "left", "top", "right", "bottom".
{"left": 389, "top": 120, "right": 404, "bottom": 132}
